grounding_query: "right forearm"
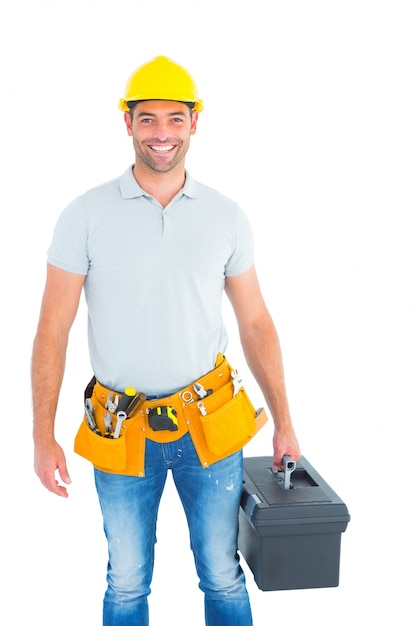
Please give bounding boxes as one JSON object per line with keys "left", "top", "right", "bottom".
{"left": 31, "top": 265, "right": 83, "bottom": 496}
{"left": 31, "top": 329, "right": 68, "bottom": 443}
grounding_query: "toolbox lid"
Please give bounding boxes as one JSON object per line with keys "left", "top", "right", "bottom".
{"left": 241, "top": 456, "right": 350, "bottom": 528}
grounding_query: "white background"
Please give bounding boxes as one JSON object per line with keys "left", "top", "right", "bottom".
{"left": 1, "top": 1, "right": 416, "bottom": 624}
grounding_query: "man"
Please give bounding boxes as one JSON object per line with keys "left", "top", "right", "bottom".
{"left": 32, "top": 55, "right": 301, "bottom": 626}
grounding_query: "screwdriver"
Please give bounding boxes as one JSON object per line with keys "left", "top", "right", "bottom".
{"left": 114, "top": 386, "right": 137, "bottom": 438}
{"left": 125, "top": 391, "right": 146, "bottom": 415}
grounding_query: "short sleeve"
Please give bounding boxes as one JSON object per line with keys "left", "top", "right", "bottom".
{"left": 47, "top": 197, "right": 89, "bottom": 275}
{"left": 224, "top": 206, "right": 254, "bottom": 276}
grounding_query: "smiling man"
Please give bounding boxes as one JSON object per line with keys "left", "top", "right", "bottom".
{"left": 128, "top": 101, "right": 197, "bottom": 174}
{"left": 32, "top": 55, "right": 301, "bottom": 626}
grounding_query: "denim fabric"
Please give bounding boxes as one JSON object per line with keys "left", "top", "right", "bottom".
{"left": 94, "top": 433, "right": 252, "bottom": 625}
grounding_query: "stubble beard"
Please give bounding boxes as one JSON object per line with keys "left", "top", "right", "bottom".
{"left": 133, "top": 137, "right": 189, "bottom": 174}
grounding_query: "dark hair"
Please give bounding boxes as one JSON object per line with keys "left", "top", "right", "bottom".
{"left": 128, "top": 100, "right": 194, "bottom": 119}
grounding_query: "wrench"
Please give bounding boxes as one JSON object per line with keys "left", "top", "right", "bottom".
{"left": 113, "top": 387, "right": 136, "bottom": 438}
{"left": 231, "top": 370, "right": 243, "bottom": 396}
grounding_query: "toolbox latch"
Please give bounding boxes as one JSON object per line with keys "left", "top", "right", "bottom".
{"left": 245, "top": 493, "right": 262, "bottom": 517}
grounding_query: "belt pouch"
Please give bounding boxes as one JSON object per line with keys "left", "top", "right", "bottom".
{"left": 74, "top": 419, "right": 128, "bottom": 472}
{"left": 200, "top": 389, "right": 257, "bottom": 455}
{"left": 74, "top": 379, "right": 142, "bottom": 474}
{"left": 189, "top": 380, "right": 262, "bottom": 457}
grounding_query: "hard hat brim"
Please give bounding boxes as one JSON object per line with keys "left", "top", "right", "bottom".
{"left": 119, "top": 97, "right": 203, "bottom": 113}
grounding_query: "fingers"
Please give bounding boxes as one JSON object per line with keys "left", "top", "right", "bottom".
{"left": 272, "top": 430, "right": 301, "bottom": 470}
{"left": 272, "top": 451, "right": 287, "bottom": 470}
{"left": 47, "top": 475, "right": 70, "bottom": 498}
{"left": 272, "top": 453, "right": 297, "bottom": 472}
{"left": 34, "top": 443, "right": 71, "bottom": 497}
{"left": 58, "top": 460, "right": 72, "bottom": 487}
{"left": 37, "top": 466, "right": 70, "bottom": 498}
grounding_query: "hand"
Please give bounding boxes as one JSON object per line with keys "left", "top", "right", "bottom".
{"left": 272, "top": 426, "right": 301, "bottom": 471}
{"left": 34, "top": 439, "right": 72, "bottom": 497}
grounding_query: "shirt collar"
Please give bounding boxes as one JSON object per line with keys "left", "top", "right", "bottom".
{"left": 119, "top": 165, "right": 199, "bottom": 200}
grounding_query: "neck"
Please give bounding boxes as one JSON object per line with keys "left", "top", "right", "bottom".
{"left": 132, "top": 162, "right": 186, "bottom": 208}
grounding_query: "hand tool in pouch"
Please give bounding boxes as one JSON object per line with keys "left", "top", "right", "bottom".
{"left": 113, "top": 387, "right": 137, "bottom": 438}
{"left": 85, "top": 398, "right": 102, "bottom": 436}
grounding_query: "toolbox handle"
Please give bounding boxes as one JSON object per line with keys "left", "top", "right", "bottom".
{"left": 272, "top": 455, "right": 296, "bottom": 490}
{"left": 282, "top": 455, "right": 296, "bottom": 489}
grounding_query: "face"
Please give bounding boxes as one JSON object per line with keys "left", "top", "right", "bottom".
{"left": 124, "top": 100, "right": 198, "bottom": 174}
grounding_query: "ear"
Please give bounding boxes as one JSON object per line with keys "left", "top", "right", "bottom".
{"left": 190, "top": 111, "right": 198, "bottom": 136}
{"left": 124, "top": 111, "right": 133, "bottom": 136}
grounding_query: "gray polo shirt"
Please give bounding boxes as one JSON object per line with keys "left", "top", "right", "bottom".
{"left": 48, "top": 166, "right": 254, "bottom": 394}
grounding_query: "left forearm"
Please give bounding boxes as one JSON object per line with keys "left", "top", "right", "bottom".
{"left": 239, "top": 311, "right": 292, "bottom": 431}
{"left": 225, "top": 267, "right": 301, "bottom": 466}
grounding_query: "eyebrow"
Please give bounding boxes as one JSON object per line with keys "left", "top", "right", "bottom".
{"left": 136, "top": 110, "right": 188, "bottom": 118}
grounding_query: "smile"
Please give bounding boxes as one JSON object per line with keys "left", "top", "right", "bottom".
{"left": 150, "top": 145, "right": 176, "bottom": 153}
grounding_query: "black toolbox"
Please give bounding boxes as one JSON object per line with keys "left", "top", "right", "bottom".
{"left": 238, "top": 455, "right": 350, "bottom": 591}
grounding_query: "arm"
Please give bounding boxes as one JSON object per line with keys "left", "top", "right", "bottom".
{"left": 32, "top": 264, "right": 85, "bottom": 497}
{"left": 225, "top": 265, "right": 301, "bottom": 469}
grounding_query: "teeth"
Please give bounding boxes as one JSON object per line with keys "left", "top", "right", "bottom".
{"left": 151, "top": 145, "right": 175, "bottom": 152}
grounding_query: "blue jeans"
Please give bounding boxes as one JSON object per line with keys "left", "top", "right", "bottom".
{"left": 94, "top": 433, "right": 252, "bottom": 625}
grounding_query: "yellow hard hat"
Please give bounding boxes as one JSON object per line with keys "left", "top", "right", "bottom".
{"left": 118, "top": 55, "right": 204, "bottom": 113}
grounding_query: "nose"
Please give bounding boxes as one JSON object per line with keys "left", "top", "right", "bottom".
{"left": 153, "top": 120, "right": 171, "bottom": 142}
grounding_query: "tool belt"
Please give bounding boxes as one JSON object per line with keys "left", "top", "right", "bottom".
{"left": 74, "top": 353, "right": 268, "bottom": 477}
